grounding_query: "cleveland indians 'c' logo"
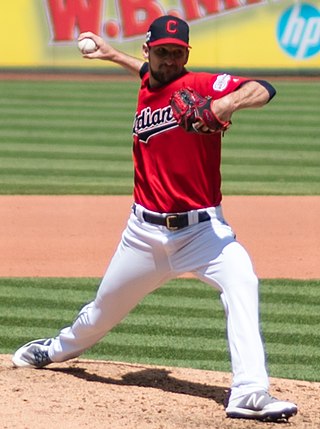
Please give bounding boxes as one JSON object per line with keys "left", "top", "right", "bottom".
{"left": 133, "top": 105, "right": 178, "bottom": 143}
{"left": 166, "top": 19, "right": 178, "bottom": 34}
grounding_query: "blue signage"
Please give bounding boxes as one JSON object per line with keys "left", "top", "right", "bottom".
{"left": 277, "top": 3, "right": 320, "bottom": 59}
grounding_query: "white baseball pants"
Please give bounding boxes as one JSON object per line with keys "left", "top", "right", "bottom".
{"left": 48, "top": 204, "right": 269, "bottom": 399}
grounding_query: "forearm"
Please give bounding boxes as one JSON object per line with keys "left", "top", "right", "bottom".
{"left": 227, "top": 80, "right": 274, "bottom": 111}
{"left": 101, "top": 48, "right": 144, "bottom": 76}
{"left": 78, "top": 32, "right": 144, "bottom": 77}
{"left": 212, "top": 80, "right": 275, "bottom": 122}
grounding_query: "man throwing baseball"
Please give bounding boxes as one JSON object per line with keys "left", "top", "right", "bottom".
{"left": 12, "top": 16, "right": 298, "bottom": 422}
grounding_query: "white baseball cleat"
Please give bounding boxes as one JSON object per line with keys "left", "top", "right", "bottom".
{"left": 226, "top": 390, "right": 298, "bottom": 422}
{"left": 12, "top": 338, "right": 53, "bottom": 368}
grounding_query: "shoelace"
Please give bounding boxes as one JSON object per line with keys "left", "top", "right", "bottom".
{"left": 34, "top": 350, "right": 50, "bottom": 365}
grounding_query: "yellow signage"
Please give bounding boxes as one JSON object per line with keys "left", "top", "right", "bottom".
{"left": 0, "top": 0, "right": 319, "bottom": 69}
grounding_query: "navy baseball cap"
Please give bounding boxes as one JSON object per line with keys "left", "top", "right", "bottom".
{"left": 146, "top": 15, "right": 191, "bottom": 48}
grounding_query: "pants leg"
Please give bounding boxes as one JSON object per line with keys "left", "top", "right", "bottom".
{"left": 196, "top": 240, "right": 269, "bottom": 399}
{"left": 48, "top": 205, "right": 269, "bottom": 401}
{"left": 49, "top": 215, "right": 172, "bottom": 362}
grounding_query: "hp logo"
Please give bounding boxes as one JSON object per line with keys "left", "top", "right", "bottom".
{"left": 277, "top": 3, "right": 320, "bottom": 59}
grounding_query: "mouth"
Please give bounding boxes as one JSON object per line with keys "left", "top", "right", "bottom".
{"left": 160, "top": 64, "right": 177, "bottom": 72}
{"left": 159, "top": 65, "right": 179, "bottom": 79}
{"left": 150, "top": 64, "right": 181, "bottom": 85}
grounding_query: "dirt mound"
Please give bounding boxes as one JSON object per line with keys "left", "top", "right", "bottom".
{"left": 1, "top": 355, "right": 319, "bottom": 429}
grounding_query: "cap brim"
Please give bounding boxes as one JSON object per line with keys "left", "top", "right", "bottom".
{"left": 148, "top": 38, "right": 191, "bottom": 48}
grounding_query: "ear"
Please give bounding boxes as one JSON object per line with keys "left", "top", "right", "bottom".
{"left": 184, "top": 50, "right": 189, "bottom": 65}
{"left": 142, "top": 43, "right": 149, "bottom": 60}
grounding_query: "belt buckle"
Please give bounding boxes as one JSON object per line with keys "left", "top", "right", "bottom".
{"left": 165, "top": 215, "right": 179, "bottom": 230}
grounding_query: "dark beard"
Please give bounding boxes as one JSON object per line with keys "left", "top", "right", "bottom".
{"left": 149, "top": 64, "right": 185, "bottom": 85}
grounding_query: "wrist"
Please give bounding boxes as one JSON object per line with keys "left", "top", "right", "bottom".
{"left": 210, "top": 97, "right": 233, "bottom": 123}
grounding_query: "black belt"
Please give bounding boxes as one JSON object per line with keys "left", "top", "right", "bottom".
{"left": 133, "top": 204, "right": 210, "bottom": 231}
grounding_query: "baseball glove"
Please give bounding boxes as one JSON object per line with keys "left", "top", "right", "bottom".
{"left": 169, "top": 87, "right": 231, "bottom": 134}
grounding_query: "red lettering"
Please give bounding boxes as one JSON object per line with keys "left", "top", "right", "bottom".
{"left": 181, "top": 0, "right": 218, "bottom": 20}
{"left": 167, "top": 20, "right": 178, "bottom": 34}
{"left": 45, "top": 0, "right": 266, "bottom": 43}
{"left": 46, "top": 0, "right": 103, "bottom": 41}
{"left": 224, "top": 0, "right": 242, "bottom": 9}
{"left": 180, "top": 0, "right": 261, "bottom": 20}
{"left": 117, "top": 0, "right": 164, "bottom": 38}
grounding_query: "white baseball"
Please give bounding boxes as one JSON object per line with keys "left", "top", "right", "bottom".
{"left": 78, "top": 38, "right": 97, "bottom": 54}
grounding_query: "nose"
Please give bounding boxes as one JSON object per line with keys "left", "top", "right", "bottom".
{"left": 164, "top": 53, "right": 176, "bottom": 64}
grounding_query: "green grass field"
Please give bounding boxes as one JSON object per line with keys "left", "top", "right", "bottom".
{"left": 0, "top": 78, "right": 319, "bottom": 382}
{"left": 0, "top": 79, "right": 319, "bottom": 195}
{"left": 1, "top": 277, "right": 319, "bottom": 382}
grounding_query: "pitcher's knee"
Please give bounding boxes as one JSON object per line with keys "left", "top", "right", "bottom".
{"left": 222, "top": 270, "right": 259, "bottom": 297}
{"left": 243, "top": 271, "right": 259, "bottom": 289}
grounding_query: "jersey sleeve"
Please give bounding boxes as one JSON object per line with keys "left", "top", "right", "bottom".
{"left": 254, "top": 79, "right": 277, "bottom": 102}
{"left": 207, "top": 73, "right": 250, "bottom": 99}
{"left": 139, "top": 62, "right": 149, "bottom": 79}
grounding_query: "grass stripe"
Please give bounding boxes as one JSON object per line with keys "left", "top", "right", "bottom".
{"left": 222, "top": 153, "right": 319, "bottom": 167}
{"left": 0, "top": 132, "right": 131, "bottom": 146}
{"left": 0, "top": 165, "right": 133, "bottom": 176}
{"left": 221, "top": 182, "right": 319, "bottom": 195}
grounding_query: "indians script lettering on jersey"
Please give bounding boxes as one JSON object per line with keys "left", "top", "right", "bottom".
{"left": 133, "top": 105, "right": 177, "bottom": 144}
{"left": 132, "top": 70, "right": 248, "bottom": 213}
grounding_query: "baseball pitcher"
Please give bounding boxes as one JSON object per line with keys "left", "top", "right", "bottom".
{"left": 13, "top": 15, "right": 297, "bottom": 423}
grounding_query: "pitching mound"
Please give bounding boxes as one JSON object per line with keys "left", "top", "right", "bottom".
{"left": 0, "top": 355, "right": 319, "bottom": 429}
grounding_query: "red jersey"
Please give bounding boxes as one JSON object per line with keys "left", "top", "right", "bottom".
{"left": 132, "top": 70, "right": 249, "bottom": 213}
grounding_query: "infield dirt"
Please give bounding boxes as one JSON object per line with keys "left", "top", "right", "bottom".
{"left": 1, "top": 195, "right": 319, "bottom": 278}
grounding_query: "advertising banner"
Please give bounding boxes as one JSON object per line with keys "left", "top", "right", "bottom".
{"left": 1, "top": 0, "right": 319, "bottom": 70}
